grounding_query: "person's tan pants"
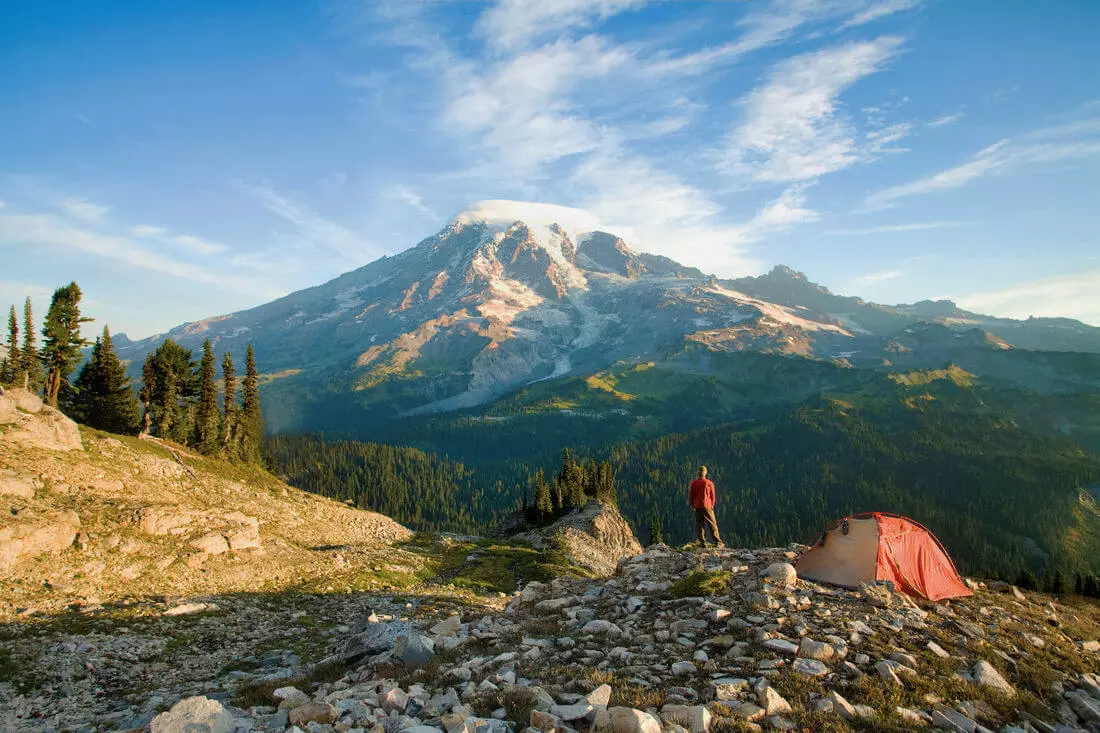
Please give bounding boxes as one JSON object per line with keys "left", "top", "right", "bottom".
{"left": 695, "top": 507, "right": 722, "bottom": 544}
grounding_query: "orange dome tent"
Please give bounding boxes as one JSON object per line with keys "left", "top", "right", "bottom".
{"left": 794, "top": 512, "right": 972, "bottom": 601}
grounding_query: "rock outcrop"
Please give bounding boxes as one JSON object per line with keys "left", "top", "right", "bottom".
{"left": 518, "top": 500, "right": 643, "bottom": 576}
{"left": 0, "top": 389, "right": 82, "bottom": 451}
{"left": 0, "top": 510, "right": 80, "bottom": 570}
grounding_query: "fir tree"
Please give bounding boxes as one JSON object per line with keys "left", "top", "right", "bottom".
{"left": 140, "top": 339, "right": 197, "bottom": 443}
{"left": 70, "top": 327, "right": 141, "bottom": 434}
{"left": 22, "top": 297, "right": 41, "bottom": 391}
{"left": 3, "top": 305, "right": 19, "bottom": 386}
{"left": 534, "top": 468, "right": 553, "bottom": 517}
{"left": 1085, "top": 575, "right": 1099, "bottom": 599}
{"left": 595, "top": 461, "right": 617, "bottom": 505}
{"left": 41, "top": 283, "right": 91, "bottom": 407}
{"left": 1045, "top": 569, "right": 1068, "bottom": 595}
{"left": 238, "top": 344, "right": 263, "bottom": 462}
{"left": 139, "top": 355, "right": 156, "bottom": 435}
{"left": 1074, "top": 573, "right": 1084, "bottom": 596}
{"left": 194, "top": 339, "right": 220, "bottom": 454}
{"left": 648, "top": 514, "right": 664, "bottom": 546}
{"left": 221, "top": 352, "right": 237, "bottom": 452}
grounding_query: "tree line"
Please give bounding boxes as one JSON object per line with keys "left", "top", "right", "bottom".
{"left": 1, "top": 282, "right": 263, "bottom": 461}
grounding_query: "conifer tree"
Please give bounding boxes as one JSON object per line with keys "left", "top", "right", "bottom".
{"left": 1085, "top": 574, "right": 1099, "bottom": 598}
{"left": 70, "top": 327, "right": 141, "bottom": 433}
{"left": 139, "top": 354, "right": 156, "bottom": 435}
{"left": 221, "top": 351, "right": 237, "bottom": 452}
{"left": 140, "top": 339, "right": 197, "bottom": 443}
{"left": 648, "top": 514, "right": 664, "bottom": 546}
{"left": 41, "top": 283, "right": 91, "bottom": 407}
{"left": 3, "top": 305, "right": 19, "bottom": 385}
{"left": 595, "top": 461, "right": 617, "bottom": 505}
{"left": 238, "top": 344, "right": 263, "bottom": 462}
{"left": 534, "top": 468, "right": 553, "bottom": 517}
{"left": 22, "top": 297, "right": 41, "bottom": 391}
{"left": 194, "top": 339, "right": 220, "bottom": 454}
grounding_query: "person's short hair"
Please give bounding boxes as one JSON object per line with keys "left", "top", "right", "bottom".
{"left": 698, "top": 465, "right": 707, "bottom": 476}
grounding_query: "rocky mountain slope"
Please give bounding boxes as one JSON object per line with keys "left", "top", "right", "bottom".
{"left": 0, "top": 387, "right": 411, "bottom": 618}
{"left": 111, "top": 201, "right": 1100, "bottom": 438}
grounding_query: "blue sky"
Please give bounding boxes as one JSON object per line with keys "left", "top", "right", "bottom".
{"left": 2, "top": 0, "right": 1099, "bottom": 338}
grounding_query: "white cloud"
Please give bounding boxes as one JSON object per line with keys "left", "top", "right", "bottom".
{"left": 927, "top": 112, "right": 964, "bottom": 128}
{"left": 385, "top": 184, "right": 435, "bottom": 217}
{"left": 722, "top": 36, "right": 905, "bottom": 182}
{"left": 239, "top": 183, "right": 376, "bottom": 265}
{"left": 856, "top": 269, "right": 903, "bottom": 283}
{"left": 839, "top": 0, "right": 924, "bottom": 30}
{"left": 442, "top": 35, "right": 629, "bottom": 177}
{"left": 58, "top": 197, "right": 110, "bottom": 223}
{"left": 0, "top": 211, "right": 279, "bottom": 299}
{"left": 956, "top": 268, "right": 1100, "bottom": 326}
{"left": 172, "top": 234, "right": 228, "bottom": 256}
{"left": 825, "top": 221, "right": 969, "bottom": 235}
{"left": 863, "top": 116, "right": 1100, "bottom": 209}
{"left": 130, "top": 224, "right": 166, "bottom": 237}
{"left": 476, "top": 0, "right": 645, "bottom": 52}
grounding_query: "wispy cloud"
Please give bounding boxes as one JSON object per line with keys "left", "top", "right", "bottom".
{"left": 927, "top": 111, "right": 964, "bottom": 128}
{"left": 956, "top": 268, "right": 1100, "bottom": 325}
{"left": 863, "top": 115, "right": 1100, "bottom": 209}
{"left": 855, "top": 269, "right": 903, "bottom": 284}
{"left": 0, "top": 210, "right": 279, "bottom": 299}
{"left": 825, "top": 220, "right": 970, "bottom": 235}
{"left": 238, "top": 183, "right": 376, "bottom": 265}
{"left": 385, "top": 184, "right": 435, "bottom": 218}
{"left": 839, "top": 0, "right": 924, "bottom": 30}
{"left": 476, "top": 0, "right": 646, "bottom": 52}
{"left": 722, "top": 36, "right": 905, "bottom": 183}
{"left": 58, "top": 197, "right": 110, "bottom": 223}
{"left": 130, "top": 224, "right": 167, "bottom": 237}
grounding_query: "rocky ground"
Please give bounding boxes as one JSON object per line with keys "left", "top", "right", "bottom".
{"left": 3, "top": 389, "right": 1100, "bottom": 732}
{"left": 3, "top": 544, "right": 1099, "bottom": 733}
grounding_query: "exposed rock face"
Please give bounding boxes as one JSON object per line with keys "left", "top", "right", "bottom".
{"left": 4, "top": 388, "right": 44, "bottom": 414}
{"left": 150, "top": 696, "right": 234, "bottom": 733}
{"left": 0, "top": 470, "right": 38, "bottom": 499}
{"left": 518, "top": 500, "right": 643, "bottom": 576}
{"left": 0, "top": 510, "right": 80, "bottom": 570}
{"left": 2, "top": 404, "right": 82, "bottom": 451}
{"left": 135, "top": 506, "right": 262, "bottom": 555}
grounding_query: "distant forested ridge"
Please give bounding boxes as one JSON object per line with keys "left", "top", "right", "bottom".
{"left": 264, "top": 435, "right": 496, "bottom": 533}
{"left": 265, "top": 391, "right": 1100, "bottom": 581}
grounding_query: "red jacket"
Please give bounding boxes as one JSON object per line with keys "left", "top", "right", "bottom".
{"left": 689, "top": 478, "right": 716, "bottom": 509}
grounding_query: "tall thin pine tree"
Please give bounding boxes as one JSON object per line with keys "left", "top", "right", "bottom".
{"left": 238, "top": 344, "right": 262, "bottom": 462}
{"left": 221, "top": 352, "right": 237, "bottom": 453}
{"left": 195, "top": 339, "right": 220, "bottom": 454}
{"left": 4, "top": 305, "right": 20, "bottom": 386}
{"left": 22, "top": 297, "right": 41, "bottom": 391}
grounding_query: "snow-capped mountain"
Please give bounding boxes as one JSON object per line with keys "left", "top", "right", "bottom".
{"left": 117, "top": 200, "right": 1100, "bottom": 434}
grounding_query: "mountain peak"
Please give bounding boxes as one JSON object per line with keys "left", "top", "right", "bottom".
{"left": 452, "top": 200, "right": 601, "bottom": 239}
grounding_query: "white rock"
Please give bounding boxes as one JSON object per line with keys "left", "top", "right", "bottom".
{"left": 584, "top": 684, "right": 612, "bottom": 707}
{"left": 758, "top": 687, "right": 791, "bottom": 716}
{"left": 926, "top": 640, "right": 950, "bottom": 658}
{"left": 659, "top": 704, "right": 711, "bottom": 733}
{"left": 151, "top": 696, "right": 234, "bottom": 733}
{"left": 972, "top": 660, "right": 1014, "bottom": 696}
{"left": 826, "top": 691, "right": 855, "bottom": 720}
{"left": 164, "top": 602, "right": 219, "bottom": 617}
{"left": 761, "top": 638, "right": 799, "bottom": 656}
{"left": 607, "top": 707, "right": 662, "bottom": 733}
{"left": 581, "top": 619, "right": 623, "bottom": 635}
{"left": 762, "top": 563, "right": 798, "bottom": 587}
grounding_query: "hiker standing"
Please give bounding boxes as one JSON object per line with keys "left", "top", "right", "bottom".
{"left": 689, "top": 465, "right": 724, "bottom": 548}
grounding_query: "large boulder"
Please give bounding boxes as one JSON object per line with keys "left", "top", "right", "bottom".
{"left": 517, "top": 500, "right": 643, "bottom": 576}
{"left": 0, "top": 510, "right": 81, "bottom": 570}
{"left": 343, "top": 620, "right": 411, "bottom": 664}
{"left": 4, "top": 388, "right": 43, "bottom": 413}
{"left": 395, "top": 630, "right": 436, "bottom": 668}
{"left": 2, "top": 404, "right": 82, "bottom": 450}
{"left": 151, "top": 696, "right": 234, "bottom": 733}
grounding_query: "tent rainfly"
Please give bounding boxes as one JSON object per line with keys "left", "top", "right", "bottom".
{"left": 794, "top": 512, "right": 972, "bottom": 601}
